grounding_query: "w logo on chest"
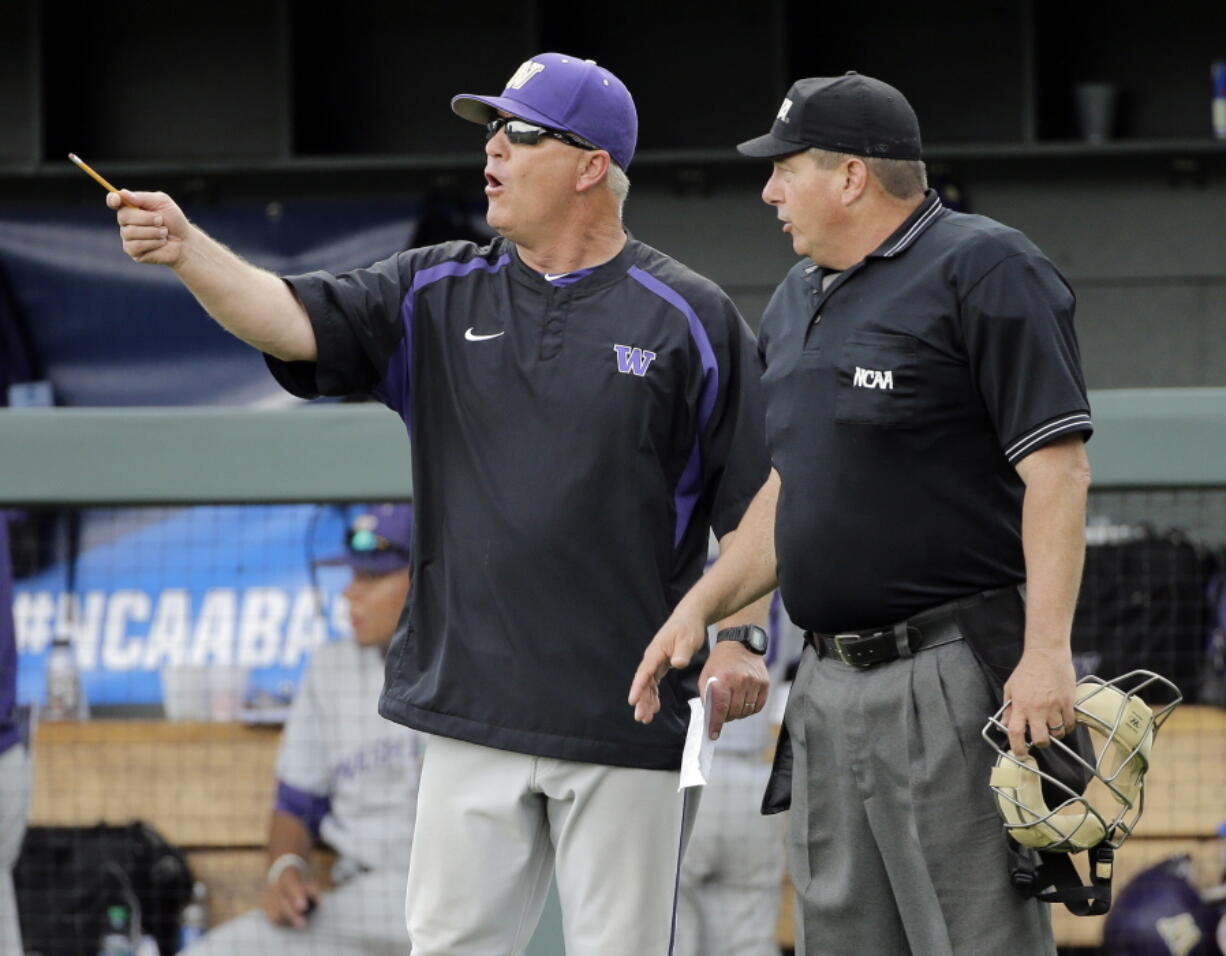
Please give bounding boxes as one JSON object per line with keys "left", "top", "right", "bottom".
{"left": 613, "top": 344, "right": 657, "bottom": 377}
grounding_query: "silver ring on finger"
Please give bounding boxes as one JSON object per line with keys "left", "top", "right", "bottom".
{"left": 1047, "top": 722, "right": 1066, "bottom": 733}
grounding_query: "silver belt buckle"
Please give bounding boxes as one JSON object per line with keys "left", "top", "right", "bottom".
{"left": 832, "top": 633, "right": 860, "bottom": 665}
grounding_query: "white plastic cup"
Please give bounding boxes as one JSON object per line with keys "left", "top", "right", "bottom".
{"left": 161, "top": 664, "right": 211, "bottom": 721}
{"left": 208, "top": 665, "right": 250, "bottom": 722}
{"left": 1074, "top": 82, "right": 1118, "bottom": 143}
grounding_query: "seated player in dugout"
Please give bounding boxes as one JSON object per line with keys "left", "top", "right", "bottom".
{"left": 184, "top": 503, "right": 424, "bottom": 956}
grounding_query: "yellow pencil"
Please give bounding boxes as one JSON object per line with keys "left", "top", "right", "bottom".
{"left": 67, "top": 153, "right": 131, "bottom": 204}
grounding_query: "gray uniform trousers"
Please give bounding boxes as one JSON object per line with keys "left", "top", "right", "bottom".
{"left": 785, "top": 634, "right": 1055, "bottom": 955}
{"left": 677, "top": 747, "right": 785, "bottom": 956}
{"left": 0, "top": 743, "right": 30, "bottom": 956}
{"left": 181, "top": 868, "right": 409, "bottom": 956}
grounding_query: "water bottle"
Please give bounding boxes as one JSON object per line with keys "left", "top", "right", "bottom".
{"left": 135, "top": 935, "right": 160, "bottom": 956}
{"left": 178, "top": 881, "right": 210, "bottom": 949}
{"left": 45, "top": 633, "right": 88, "bottom": 721}
{"left": 1213, "top": 61, "right": 1226, "bottom": 139}
{"left": 98, "top": 904, "right": 135, "bottom": 956}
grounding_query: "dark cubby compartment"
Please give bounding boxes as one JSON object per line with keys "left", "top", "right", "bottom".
{"left": 41, "top": 0, "right": 289, "bottom": 163}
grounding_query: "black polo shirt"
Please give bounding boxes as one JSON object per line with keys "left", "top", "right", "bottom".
{"left": 759, "top": 190, "right": 1092, "bottom": 633}
{"left": 267, "top": 235, "right": 769, "bottom": 770}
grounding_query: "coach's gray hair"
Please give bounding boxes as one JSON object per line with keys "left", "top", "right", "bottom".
{"left": 809, "top": 148, "right": 927, "bottom": 199}
{"left": 607, "top": 162, "right": 630, "bottom": 217}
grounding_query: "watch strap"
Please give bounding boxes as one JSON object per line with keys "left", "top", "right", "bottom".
{"left": 715, "top": 624, "right": 768, "bottom": 655}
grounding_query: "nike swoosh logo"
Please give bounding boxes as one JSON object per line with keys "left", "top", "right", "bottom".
{"left": 543, "top": 273, "right": 569, "bottom": 281}
{"left": 465, "top": 328, "right": 505, "bottom": 342}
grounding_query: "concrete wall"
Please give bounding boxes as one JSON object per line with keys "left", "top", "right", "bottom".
{"left": 627, "top": 162, "right": 1226, "bottom": 390}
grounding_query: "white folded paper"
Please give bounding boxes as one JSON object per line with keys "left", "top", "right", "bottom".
{"left": 679, "top": 677, "right": 719, "bottom": 789}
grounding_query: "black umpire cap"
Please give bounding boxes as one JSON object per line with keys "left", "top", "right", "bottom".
{"left": 737, "top": 71, "right": 922, "bottom": 161}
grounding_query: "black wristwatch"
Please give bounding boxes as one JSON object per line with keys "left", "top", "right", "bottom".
{"left": 715, "top": 624, "right": 769, "bottom": 655}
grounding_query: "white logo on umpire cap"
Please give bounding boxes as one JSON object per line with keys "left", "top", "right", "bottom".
{"left": 506, "top": 60, "right": 546, "bottom": 90}
{"left": 777, "top": 98, "right": 794, "bottom": 123}
{"left": 853, "top": 366, "right": 894, "bottom": 390}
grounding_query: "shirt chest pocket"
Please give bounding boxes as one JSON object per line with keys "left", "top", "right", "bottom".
{"left": 833, "top": 331, "right": 917, "bottom": 427}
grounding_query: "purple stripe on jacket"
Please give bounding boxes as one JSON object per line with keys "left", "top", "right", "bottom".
{"left": 626, "top": 266, "right": 719, "bottom": 547}
{"left": 375, "top": 254, "right": 513, "bottom": 424}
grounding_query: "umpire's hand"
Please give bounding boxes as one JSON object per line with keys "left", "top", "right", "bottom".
{"left": 1001, "top": 646, "right": 1076, "bottom": 757}
{"left": 630, "top": 609, "right": 769, "bottom": 738}
{"left": 262, "top": 867, "right": 319, "bottom": 929}
{"left": 698, "top": 641, "right": 770, "bottom": 739}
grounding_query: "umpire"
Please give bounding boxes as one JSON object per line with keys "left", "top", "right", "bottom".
{"left": 632, "top": 72, "right": 1094, "bottom": 954}
{"left": 107, "top": 52, "right": 772, "bottom": 955}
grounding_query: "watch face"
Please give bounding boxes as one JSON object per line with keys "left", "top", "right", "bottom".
{"left": 717, "top": 625, "right": 768, "bottom": 654}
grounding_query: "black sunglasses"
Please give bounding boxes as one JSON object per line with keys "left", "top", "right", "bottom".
{"left": 348, "top": 527, "right": 399, "bottom": 553}
{"left": 485, "top": 117, "right": 597, "bottom": 151}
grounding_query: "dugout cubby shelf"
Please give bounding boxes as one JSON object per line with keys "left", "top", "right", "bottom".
{"left": 3, "top": 0, "right": 1226, "bottom": 189}
{"left": 0, "top": 2, "right": 38, "bottom": 167}
{"left": 39, "top": 0, "right": 290, "bottom": 165}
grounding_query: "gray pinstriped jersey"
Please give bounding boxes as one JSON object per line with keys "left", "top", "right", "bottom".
{"left": 276, "top": 639, "right": 425, "bottom": 876}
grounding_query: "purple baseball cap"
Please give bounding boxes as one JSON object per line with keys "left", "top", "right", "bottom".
{"left": 451, "top": 53, "right": 638, "bottom": 170}
{"left": 316, "top": 503, "right": 412, "bottom": 575}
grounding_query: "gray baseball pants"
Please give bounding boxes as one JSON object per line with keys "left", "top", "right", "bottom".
{"left": 182, "top": 867, "right": 409, "bottom": 955}
{"left": 677, "top": 747, "right": 785, "bottom": 956}
{"left": 785, "top": 635, "right": 1055, "bottom": 955}
{"left": 0, "top": 743, "right": 29, "bottom": 956}
{"left": 405, "top": 735, "right": 698, "bottom": 956}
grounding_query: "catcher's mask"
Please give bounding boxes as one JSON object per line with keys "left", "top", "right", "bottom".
{"left": 981, "top": 670, "right": 1182, "bottom": 915}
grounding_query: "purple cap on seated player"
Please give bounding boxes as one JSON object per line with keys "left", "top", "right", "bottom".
{"left": 317, "top": 503, "right": 413, "bottom": 575}
{"left": 451, "top": 52, "right": 638, "bottom": 170}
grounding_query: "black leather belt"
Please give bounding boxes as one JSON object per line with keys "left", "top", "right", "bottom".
{"left": 805, "top": 597, "right": 971, "bottom": 668}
